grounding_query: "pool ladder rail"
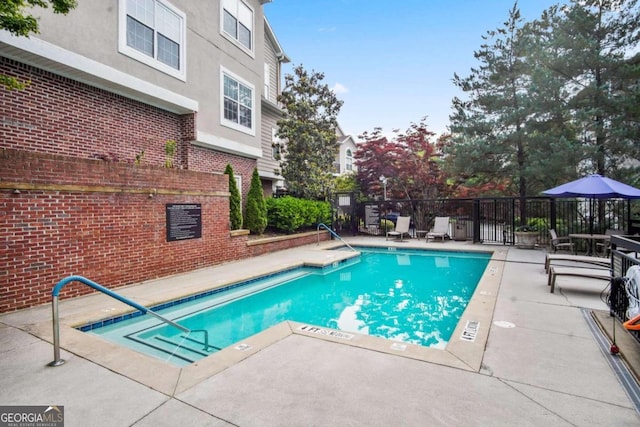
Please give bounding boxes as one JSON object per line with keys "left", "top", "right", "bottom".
{"left": 48, "top": 275, "right": 209, "bottom": 367}
{"left": 317, "top": 223, "right": 357, "bottom": 251}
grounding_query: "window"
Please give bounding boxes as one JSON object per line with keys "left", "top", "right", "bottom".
{"left": 345, "top": 148, "right": 353, "bottom": 171}
{"left": 221, "top": 68, "right": 255, "bottom": 134}
{"left": 221, "top": 0, "right": 254, "bottom": 54}
{"left": 119, "top": 0, "right": 186, "bottom": 80}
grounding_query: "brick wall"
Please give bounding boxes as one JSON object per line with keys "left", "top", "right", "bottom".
{"left": 0, "top": 57, "right": 258, "bottom": 201}
{"left": 187, "top": 145, "right": 257, "bottom": 198}
{"left": 0, "top": 57, "right": 194, "bottom": 169}
{"left": 248, "top": 232, "right": 330, "bottom": 257}
{"left": 0, "top": 149, "right": 250, "bottom": 312}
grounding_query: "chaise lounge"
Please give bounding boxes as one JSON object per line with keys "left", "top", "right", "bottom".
{"left": 544, "top": 253, "right": 611, "bottom": 272}
{"left": 547, "top": 266, "right": 611, "bottom": 293}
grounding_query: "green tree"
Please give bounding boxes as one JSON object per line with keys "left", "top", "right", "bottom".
{"left": 224, "top": 164, "right": 243, "bottom": 230}
{"left": 449, "top": 3, "right": 532, "bottom": 202}
{"left": 244, "top": 168, "right": 267, "bottom": 234}
{"left": 333, "top": 173, "right": 359, "bottom": 193}
{"left": 534, "top": 0, "right": 640, "bottom": 178}
{"left": 276, "top": 65, "right": 343, "bottom": 200}
{"left": 1, "top": 0, "right": 77, "bottom": 90}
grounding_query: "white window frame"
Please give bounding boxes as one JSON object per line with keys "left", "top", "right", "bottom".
{"left": 220, "top": 0, "right": 255, "bottom": 57}
{"left": 345, "top": 148, "right": 353, "bottom": 171}
{"left": 118, "top": 0, "right": 187, "bottom": 81}
{"left": 221, "top": 67, "right": 256, "bottom": 136}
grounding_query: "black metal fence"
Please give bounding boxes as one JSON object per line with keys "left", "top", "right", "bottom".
{"left": 608, "top": 235, "right": 640, "bottom": 342}
{"left": 333, "top": 194, "right": 640, "bottom": 247}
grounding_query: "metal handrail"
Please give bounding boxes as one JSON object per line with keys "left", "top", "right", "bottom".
{"left": 317, "top": 223, "right": 357, "bottom": 251}
{"left": 48, "top": 275, "right": 196, "bottom": 366}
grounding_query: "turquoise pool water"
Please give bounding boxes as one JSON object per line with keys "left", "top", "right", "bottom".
{"left": 84, "top": 248, "right": 490, "bottom": 366}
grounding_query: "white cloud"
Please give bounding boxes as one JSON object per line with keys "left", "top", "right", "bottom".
{"left": 331, "top": 82, "right": 349, "bottom": 94}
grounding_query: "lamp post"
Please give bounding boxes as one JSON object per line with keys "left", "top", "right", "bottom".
{"left": 379, "top": 175, "right": 388, "bottom": 200}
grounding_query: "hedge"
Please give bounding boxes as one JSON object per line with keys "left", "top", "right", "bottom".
{"left": 266, "top": 196, "right": 332, "bottom": 233}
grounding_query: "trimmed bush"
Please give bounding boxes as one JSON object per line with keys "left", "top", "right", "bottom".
{"left": 224, "top": 164, "right": 243, "bottom": 230}
{"left": 245, "top": 168, "right": 267, "bottom": 234}
{"left": 266, "top": 196, "right": 331, "bottom": 233}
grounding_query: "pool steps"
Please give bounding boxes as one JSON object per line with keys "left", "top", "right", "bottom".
{"left": 49, "top": 275, "right": 199, "bottom": 367}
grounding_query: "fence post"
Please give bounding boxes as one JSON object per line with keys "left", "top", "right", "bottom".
{"left": 472, "top": 199, "right": 480, "bottom": 243}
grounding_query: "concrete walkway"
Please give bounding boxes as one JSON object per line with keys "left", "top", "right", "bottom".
{"left": 1, "top": 238, "right": 639, "bottom": 426}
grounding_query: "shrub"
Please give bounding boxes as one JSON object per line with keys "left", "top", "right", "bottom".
{"left": 266, "top": 196, "right": 331, "bottom": 233}
{"left": 224, "top": 164, "right": 243, "bottom": 230}
{"left": 245, "top": 168, "right": 267, "bottom": 234}
{"left": 380, "top": 219, "right": 394, "bottom": 232}
{"left": 515, "top": 217, "right": 549, "bottom": 233}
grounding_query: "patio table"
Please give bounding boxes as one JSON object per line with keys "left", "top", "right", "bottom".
{"left": 569, "top": 233, "right": 610, "bottom": 257}
{"left": 415, "top": 230, "right": 429, "bottom": 240}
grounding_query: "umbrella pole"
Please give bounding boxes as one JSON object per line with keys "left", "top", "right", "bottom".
{"left": 589, "top": 197, "right": 594, "bottom": 234}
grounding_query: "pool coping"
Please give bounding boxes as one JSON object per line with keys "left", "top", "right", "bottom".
{"left": 3, "top": 240, "right": 504, "bottom": 396}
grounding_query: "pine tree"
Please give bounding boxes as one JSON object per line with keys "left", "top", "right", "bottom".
{"left": 449, "top": 3, "right": 532, "bottom": 200}
{"left": 534, "top": 0, "right": 640, "bottom": 178}
{"left": 224, "top": 164, "right": 243, "bottom": 230}
{"left": 245, "top": 168, "right": 267, "bottom": 234}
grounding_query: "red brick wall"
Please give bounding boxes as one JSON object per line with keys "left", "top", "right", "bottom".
{"left": 0, "top": 149, "right": 249, "bottom": 312}
{"left": 248, "top": 232, "right": 330, "bottom": 257}
{"left": 0, "top": 57, "right": 194, "bottom": 169}
{"left": 0, "top": 57, "right": 258, "bottom": 202}
{"left": 187, "top": 145, "right": 257, "bottom": 199}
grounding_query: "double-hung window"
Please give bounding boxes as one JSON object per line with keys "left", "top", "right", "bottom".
{"left": 221, "top": 0, "right": 254, "bottom": 54}
{"left": 119, "top": 0, "right": 186, "bottom": 80}
{"left": 345, "top": 148, "right": 353, "bottom": 171}
{"left": 221, "top": 68, "right": 255, "bottom": 135}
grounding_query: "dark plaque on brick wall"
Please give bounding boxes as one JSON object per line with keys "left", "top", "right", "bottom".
{"left": 166, "top": 203, "right": 202, "bottom": 242}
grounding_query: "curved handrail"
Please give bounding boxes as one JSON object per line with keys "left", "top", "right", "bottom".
{"left": 317, "top": 223, "right": 357, "bottom": 251}
{"left": 49, "top": 275, "right": 194, "bottom": 366}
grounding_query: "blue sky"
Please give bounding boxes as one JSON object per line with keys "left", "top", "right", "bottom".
{"left": 264, "top": 1, "right": 564, "bottom": 138}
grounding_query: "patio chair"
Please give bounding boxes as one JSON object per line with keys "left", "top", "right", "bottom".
{"left": 427, "top": 216, "right": 450, "bottom": 242}
{"left": 386, "top": 216, "right": 411, "bottom": 241}
{"left": 549, "top": 229, "right": 574, "bottom": 253}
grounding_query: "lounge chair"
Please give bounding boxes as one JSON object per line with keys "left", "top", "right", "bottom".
{"left": 427, "top": 216, "right": 450, "bottom": 242}
{"left": 544, "top": 254, "right": 611, "bottom": 272}
{"left": 549, "top": 229, "right": 574, "bottom": 253}
{"left": 548, "top": 266, "right": 611, "bottom": 293}
{"left": 386, "top": 216, "right": 410, "bottom": 241}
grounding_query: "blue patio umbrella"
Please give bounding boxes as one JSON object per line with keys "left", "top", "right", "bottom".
{"left": 543, "top": 174, "right": 640, "bottom": 199}
{"left": 543, "top": 174, "right": 640, "bottom": 234}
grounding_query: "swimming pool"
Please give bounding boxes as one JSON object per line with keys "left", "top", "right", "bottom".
{"left": 83, "top": 247, "right": 490, "bottom": 366}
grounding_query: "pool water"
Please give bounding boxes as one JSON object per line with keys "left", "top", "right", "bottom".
{"left": 85, "top": 248, "right": 490, "bottom": 366}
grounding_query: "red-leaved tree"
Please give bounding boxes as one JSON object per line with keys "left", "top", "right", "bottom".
{"left": 355, "top": 119, "right": 447, "bottom": 201}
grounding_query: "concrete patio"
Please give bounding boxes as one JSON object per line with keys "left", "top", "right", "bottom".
{"left": 1, "top": 237, "right": 639, "bottom": 426}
